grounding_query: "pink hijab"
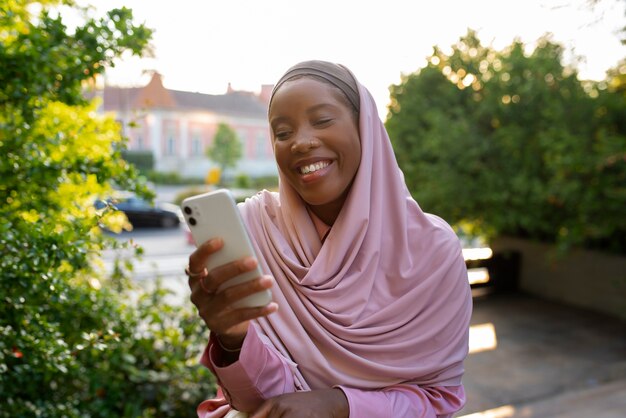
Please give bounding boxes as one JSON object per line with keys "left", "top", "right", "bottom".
{"left": 239, "top": 61, "right": 471, "bottom": 391}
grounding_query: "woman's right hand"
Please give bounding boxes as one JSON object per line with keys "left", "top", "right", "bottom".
{"left": 187, "top": 237, "right": 277, "bottom": 350}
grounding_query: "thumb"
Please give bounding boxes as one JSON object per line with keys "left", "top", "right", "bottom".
{"left": 248, "top": 401, "right": 272, "bottom": 418}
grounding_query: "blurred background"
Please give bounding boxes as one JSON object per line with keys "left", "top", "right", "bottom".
{"left": 1, "top": 1, "right": 625, "bottom": 417}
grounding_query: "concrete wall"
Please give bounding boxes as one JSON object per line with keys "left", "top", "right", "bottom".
{"left": 491, "top": 236, "right": 626, "bottom": 321}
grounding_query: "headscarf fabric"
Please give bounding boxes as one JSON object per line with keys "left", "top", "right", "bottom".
{"left": 240, "top": 60, "right": 472, "bottom": 391}
{"left": 268, "top": 60, "right": 360, "bottom": 113}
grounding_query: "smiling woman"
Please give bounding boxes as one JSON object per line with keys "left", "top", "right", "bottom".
{"left": 186, "top": 60, "right": 472, "bottom": 418}
{"left": 269, "top": 77, "right": 361, "bottom": 225}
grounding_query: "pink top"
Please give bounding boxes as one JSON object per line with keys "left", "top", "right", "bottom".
{"left": 198, "top": 325, "right": 465, "bottom": 417}
{"left": 196, "top": 64, "right": 472, "bottom": 417}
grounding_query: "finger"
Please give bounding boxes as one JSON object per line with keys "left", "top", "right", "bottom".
{"left": 187, "top": 238, "right": 223, "bottom": 293}
{"left": 202, "top": 256, "right": 259, "bottom": 294}
{"left": 197, "top": 302, "right": 277, "bottom": 338}
{"left": 201, "top": 276, "right": 276, "bottom": 328}
{"left": 188, "top": 237, "right": 224, "bottom": 273}
{"left": 187, "top": 269, "right": 207, "bottom": 294}
{"left": 210, "top": 274, "right": 273, "bottom": 310}
{"left": 192, "top": 274, "right": 276, "bottom": 333}
{"left": 189, "top": 270, "right": 235, "bottom": 309}
{"left": 219, "top": 302, "right": 279, "bottom": 334}
{"left": 249, "top": 399, "right": 273, "bottom": 418}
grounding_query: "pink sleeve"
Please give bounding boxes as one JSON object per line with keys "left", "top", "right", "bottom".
{"left": 336, "top": 384, "right": 466, "bottom": 418}
{"left": 199, "top": 325, "right": 465, "bottom": 416}
{"left": 200, "top": 324, "right": 297, "bottom": 412}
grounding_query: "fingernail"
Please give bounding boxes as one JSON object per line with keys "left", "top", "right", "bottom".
{"left": 243, "top": 257, "right": 257, "bottom": 269}
{"left": 209, "top": 237, "right": 223, "bottom": 248}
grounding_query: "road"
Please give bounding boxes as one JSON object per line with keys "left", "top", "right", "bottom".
{"left": 101, "top": 184, "right": 211, "bottom": 302}
{"left": 100, "top": 225, "right": 491, "bottom": 303}
{"left": 102, "top": 225, "right": 193, "bottom": 303}
{"left": 104, "top": 183, "right": 491, "bottom": 292}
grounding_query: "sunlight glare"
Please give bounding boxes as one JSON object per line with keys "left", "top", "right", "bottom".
{"left": 458, "top": 405, "right": 516, "bottom": 418}
{"left": 468, "top": 268, "right": 490, "bottom": 285}
{"left": 469, "top": 322, "right": 497, "bottom": 354}
{"left": 459, "top": 405, "right": 515, "bottom": 418}
{"left": 462, "top": 247, "right": 493, "bottom": 261}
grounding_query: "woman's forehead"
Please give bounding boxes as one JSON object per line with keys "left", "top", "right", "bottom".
{"left": 270, "top": 78, "right": 354, "bottom": 115}
{"left": 271, "top": 79, "right": 338, "bottom": 105}
{"left": 269, "top": 60, "right": 360, "bottom": 112}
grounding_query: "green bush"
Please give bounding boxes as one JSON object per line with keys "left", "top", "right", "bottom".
{"left": 234, "top": 173, "right": 252, "bottom": 189}
{"left": 0, "top": 3, "right": 216, "bottom": 416}
{"left": 386, "top": 30, "right": 626, "bottom": 254}
{"left": 145, "top": 170, "right": 206, "bottom": 185}
{"left": 174, "top": 186, "right": 258, "bottom": 206}
{"left": 174, "top": 186, "right": 213, "bottom": 206}
{"left": 122, "top": 150, "right": 155, "bottom": 172}
{"left": 250, "top": 175, "right": 279, "bottom": 191}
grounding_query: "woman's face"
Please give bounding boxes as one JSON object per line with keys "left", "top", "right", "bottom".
{"left": 269, "top": 77, "right": 361, "bottom": 224}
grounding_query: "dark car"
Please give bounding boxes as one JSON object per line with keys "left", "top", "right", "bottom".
{"left": 97, "top": 196, "right": 183, "bottom": 228}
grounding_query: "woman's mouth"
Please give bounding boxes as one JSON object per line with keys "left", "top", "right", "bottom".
{"left": 298, "top": 160, "right": 330, "bottom": 175}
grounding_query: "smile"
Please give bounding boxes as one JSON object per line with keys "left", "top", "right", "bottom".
{"left": 299, "top": 161, "right": 330, "bottom": 175}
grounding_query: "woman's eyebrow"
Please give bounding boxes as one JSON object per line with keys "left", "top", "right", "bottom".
{"left": 269, "top": 115, "right": 290, "bottom": 126}
{"left": 270, "top": 103, "right": 339, "bottom": 125}
{"left": 306, "top": 103, "right": 339, "bottom": 114}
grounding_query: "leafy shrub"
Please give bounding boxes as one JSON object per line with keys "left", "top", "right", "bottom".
{"left": 174, "top": 187, "right": 213, "bottom": 206}
{"left": 0, "top": 2, "right": 216, "bottom": 416}
{"left": 145, "top": 170, "right": 206, "bottom": 185}
{"left": 250, "top": 175, "right": 279, "bottom": 191}
{"left": 122, "top": 150, "right": 155, "bottom": 172}
{"left": 235, "top": 173, "right": 252, "bottom": 189}
{"left": 386, "top": 30, "right": 626, "bottom": 254}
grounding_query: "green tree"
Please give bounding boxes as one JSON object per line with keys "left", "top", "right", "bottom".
{"left": 0, "top": 1, "right": 215, "bottom": 416}
{"left": 386, "top": 30, "right": 626, "bottom": 253}
{"left": 606, "top": 58, "right": 626, "bottom": 92}
{"left": 207, "top": 122, "right": 243, "bottom": 172}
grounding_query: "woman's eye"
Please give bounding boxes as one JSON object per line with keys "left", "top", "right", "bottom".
{"left": 314, "top": 118, "right": 332, "bottom": 127}
{"left": 274, "top": 130, "right": 292, "bottom": 141}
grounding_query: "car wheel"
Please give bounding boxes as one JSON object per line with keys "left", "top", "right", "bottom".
{"left": 160, "top": 217, "right": 177, "bottom": 228}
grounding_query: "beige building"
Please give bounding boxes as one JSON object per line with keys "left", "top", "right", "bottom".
{"left": 96, "top": 72, "right": 277, "bottom": 179}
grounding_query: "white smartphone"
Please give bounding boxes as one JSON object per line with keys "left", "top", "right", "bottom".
{"left": 181, "top": 189, "right": 272, "bottom": 309}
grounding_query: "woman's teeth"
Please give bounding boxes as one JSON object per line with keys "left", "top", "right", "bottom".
{"left": 300, "top": 161, "right": 329, "bottom": 174}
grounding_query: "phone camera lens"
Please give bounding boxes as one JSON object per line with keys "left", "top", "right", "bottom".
{"left": 189, "top": 217, "right": 196, "bottom": 226}
{"left": 183, "top": 206, "right": 192, "bottom": 215}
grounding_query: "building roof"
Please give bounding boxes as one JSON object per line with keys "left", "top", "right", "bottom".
{"left": 133, "top": 72, "right": 177, "bottom": 108}
{"left": 169, "top": 89, "right": 268, "bottom": 118}
{"left": 99, "top": 73, "right": 269, "bottom": 119}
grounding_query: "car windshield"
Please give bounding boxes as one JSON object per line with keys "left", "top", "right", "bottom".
{"left": 120, "top": 197, "right": 152, "bottom": 208}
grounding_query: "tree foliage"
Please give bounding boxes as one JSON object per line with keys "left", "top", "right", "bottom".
{"left": 206, "top": 122, "right": 243, "bottom": 171}
{"left": 386, "top": 30, "right": 626, "bottom": 254}
{"left": 0, "top": 1, "right": 215, "bottom": 416}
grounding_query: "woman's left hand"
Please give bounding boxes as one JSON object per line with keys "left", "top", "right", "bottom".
{"left": 249, "top": 389, "right": 349, "bottom": 418}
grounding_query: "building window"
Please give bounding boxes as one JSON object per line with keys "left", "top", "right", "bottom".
{"left": 256, "top": 132, "right": 267, "bottom": 158}
{"left": 136, "top": 135, "right": 143, "bottom": 150}
{"left": 166, "top": 132, "right": 175, "bottom": 156}
{"left": 238, "top": 130, "right": 248, "bottom": 158}
{"left": 191, "top": 132, "right": 201, "bottom": 155}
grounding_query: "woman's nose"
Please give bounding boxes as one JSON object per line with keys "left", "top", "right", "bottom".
{"left": 290, "top": 137, "right": 320, "bottom": 153}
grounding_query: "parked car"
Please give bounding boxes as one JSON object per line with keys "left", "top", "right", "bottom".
{"left": 96, "top": 195, "right": 183, "bottom": 228}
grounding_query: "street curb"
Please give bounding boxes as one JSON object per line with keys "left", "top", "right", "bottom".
{"left": 457, "top": 378, "right": 626, "bottom": 418}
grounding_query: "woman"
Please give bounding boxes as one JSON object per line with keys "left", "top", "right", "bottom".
{"left": 186, "top": 60, "right": 472, "bottom": 418}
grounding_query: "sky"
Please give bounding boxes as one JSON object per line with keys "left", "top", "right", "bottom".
{"left": 80, "top": 0, "right": 625, "bottom": 117}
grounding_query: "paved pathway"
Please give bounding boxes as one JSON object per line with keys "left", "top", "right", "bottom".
{"left": 457, "top": 291, "right": 626, "bottom": 417}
